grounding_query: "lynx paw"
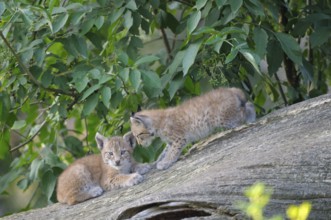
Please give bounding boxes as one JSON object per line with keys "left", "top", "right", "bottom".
{"left": 156, "top": 161, "right": 173, "bottom": 170}
{"left": 127, "top": 173, "right": 144, "bottom": 186}
{"left": 134, "top": 163, "right": 152, "bottom": 175}
{"left": 89, "top": 186, "right": 103, "bottom": 197}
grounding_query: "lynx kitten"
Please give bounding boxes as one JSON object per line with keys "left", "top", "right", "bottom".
{"left": 56, "top": 133, "right": 149, "bottom": 205}
{"left": 130, "top": 87, "right": 256, "bottom": 170}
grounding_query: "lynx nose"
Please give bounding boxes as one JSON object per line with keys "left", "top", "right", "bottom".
{"left": 115, "top": 160, "right": 120, "bottom": 166}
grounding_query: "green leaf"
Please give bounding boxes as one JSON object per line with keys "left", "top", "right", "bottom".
{"left": 274, "top": 32, "right": 302, "bottom": 65}
{"left": 0, "top": 92, "right": 11, "bottom": 122}
{"left": 41, "top": 170, "right": 56, "bottom": 201}
{"left": 267, "top": 39, "right": 283, "bottom": 75}
{"left": 168, "top": 76, "right": 185, "bottom": 100}
{"left": 141, "top": 71, "right": 162, "bottom": 89}
{"left": 130, "top": 69, "right": 142, "bottom": 92}
{"left": 75, "top": 75, "right": 89, "bottom": 93}
{"left": 64, "top": 136, "right": 84, "bottom": 158}
{"left": 17, "top": 178, "right": 29, "bottom": 191}
{"left": 244, "top": 0, "right": 264, "bottom": 17}
{"left": 220, "top": 6, "right": 236, "bottom": 25}
{"left": 0, "top": 2, "right": 5, "bottom": 16}
{"left": 0, "top": 130, "right": 10, "bottom": 160}
{"left": 94, "top": 16, "right": 104, "bottom": 30}
{"left": 82, "top": 93, "right": 99, "bottom": 116}
{"left": 196, "top": 0, "right": 208, "bottom": 10}
{"left": 215, "top": 0, "right": 226, "bottom": 9}
{"left": 52, "top": 13, "right": 69, "bottom": 33}
{"left": 80, "top": 19, "right": 94, "bottom": 35}
{"left": 310, "top": 28, "right": 331, "bottom": 48}
{"left": 187, "top": 10, "right": 201, "bottom": 34}
{"left": 80, "top": 84, "right": 101, "bottom": 101}
{"left": 183, "top": 40, "right": 202, "bottom": 75}
{"left": 101, "top": 86, "right": 112, "bottom": 108}
{"left": 111, "top": 92, "right": 123, "bottom": 109}
{"left": 253, "top": 27, "right": 268, "bottom": 59}
{"left": 135, "top": 55, "right": 159, "bottom": 66}
{"left": 165, "top": 12, "right": 179, "bottom": 33}
{"left": 12, "top": 120, "right": 26, "bottom": 130}
{"left": 300, "top": 59, "right": 314, "bottom": 83}
{"left": 71, "top": 11, "right": 85, "bottom": 25}
{"left": 119, "top": 68, "right": 130, "bottom": 83}
{"left": 124, "top": 10, "right": 133, "bottom": 29}
{"left": 89, "top": 68, "right": 101, "bottom": 79}
{"left": 151, "top": 0, "right": 160, "bottom": 9}
{"left": 241, "top": 50, "right": 261, "bottom": 74}
{"left": 229, "top": 0, "right": 242, "bottom": 14}
{"left": 72, "top": 35, "right": 88, "bottom": 58}
{"left": 29, "top": 158, "right": 44, "bottom": 180}
{"left": 126, "top": 0, "right": 138, "bottom": 10}
{"left": 118, "top": 52, "right": 129, "bottom": 65}
{"left": 168, "top": 50, "right": 185, "bottom": 76}
{"left": 41, "top": 147, "right": 65, "bottom": 169}
{"left": 60, "top": 38, "right": 79, "bottom": 57}
{"left": 110, "top": 7, "right": 125, "bottom": 23}
{"left": 225, "top": 49, "right": 238, "bottom": 64}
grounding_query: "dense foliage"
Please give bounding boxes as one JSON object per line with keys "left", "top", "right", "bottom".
{"left": 0, "top": 0, "right": 330, "bottom": 214}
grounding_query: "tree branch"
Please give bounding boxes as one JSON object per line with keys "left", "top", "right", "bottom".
{"left": 10, "top": 119, "right": 47, "bottom": 152}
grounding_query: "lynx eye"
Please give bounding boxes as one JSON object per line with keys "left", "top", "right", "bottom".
{"left": 137, "top": 132, "right": 151, "bottom": 138}
{"left": 120, "top": 150, "right": 127, "bottom": 155}
{"left": 107, "top": 152, "right": 113, "bottom": 156}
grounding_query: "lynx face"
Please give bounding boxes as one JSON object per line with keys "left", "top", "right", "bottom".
{"left": 130, "top": 115, "right": 155, "bottom": 147}
{"left": 96, "top": 135, "right": 133, "bottom": 172}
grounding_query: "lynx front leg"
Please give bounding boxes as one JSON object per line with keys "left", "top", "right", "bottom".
{"left": 133, "top": 163, "right": 152, "bottom": 175}
{"left": 156, "top": 139, "right": 186, "bottom": 170}
{"left": 102, "top": 173, "right": 143, "bottom": 190}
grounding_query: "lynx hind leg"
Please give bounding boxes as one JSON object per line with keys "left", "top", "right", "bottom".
{"left": 60, "top": 164, "right": 103, "bottom": 205}
{"left": 66, "top": 185, "right": 103, "bottom": 205}
{"left": 156, "top": 141, "right": 185, "bottom": 170}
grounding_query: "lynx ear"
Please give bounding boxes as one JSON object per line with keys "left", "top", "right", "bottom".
{"left": 123, "top": 131, "right": 137, "bottom": 148}
{"left": 130, "top": 115, "right": 152, "bottom": 128}
{"left": 95, "top": 132, "right": 107, "bottom": 150}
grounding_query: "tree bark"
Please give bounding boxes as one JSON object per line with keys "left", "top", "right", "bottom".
{"left": 4, "top": 94, "right": 331, "bottom": 220}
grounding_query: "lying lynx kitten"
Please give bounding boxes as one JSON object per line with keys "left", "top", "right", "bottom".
{"left": 57, "top": 133, "right": 149, "bottom": 205}
{"left": 130, "top": 87, "right": 256, "bottom": 170}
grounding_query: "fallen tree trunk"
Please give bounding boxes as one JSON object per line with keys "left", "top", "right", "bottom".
{"left": 4, "top": 94, "right": 331, "bottom": 220}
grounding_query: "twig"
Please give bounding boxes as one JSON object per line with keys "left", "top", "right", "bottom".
{"left": 160, "top": 28, "right": 173, "bottom": 60}
{"left": 10, "top": 119, "right": 47, "bottom": 152}
{"left": 174, "top": 0, "right": 194, "bottom": 7}
{"left": 84, "top": 118, "right": 92, "bottom": 155}
{"left": 0, "top": 31, "right": 74, "bottom": 97}
{"left": 5, "top": 124, "right": 27, "bottom": 139}
{"left": 274, "top": 73, "right": 288, "bottom": 106}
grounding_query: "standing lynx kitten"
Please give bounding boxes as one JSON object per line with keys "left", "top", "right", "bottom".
{"left": 56, "top": 133, "right": 149, "bottom": 205}
{"left": 130, "top": 87, "right": 256, "bottom": 170}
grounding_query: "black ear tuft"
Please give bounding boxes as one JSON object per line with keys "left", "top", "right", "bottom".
{"left": 123, "top": 132, "right": 137, "bottom": 148}
{"left": 95, "top": 132, "right": 106, "bottom": 150}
